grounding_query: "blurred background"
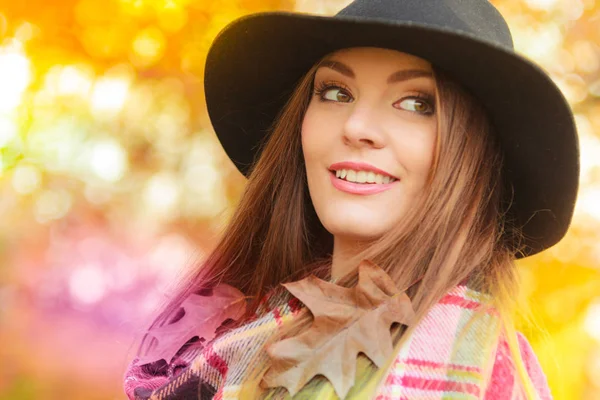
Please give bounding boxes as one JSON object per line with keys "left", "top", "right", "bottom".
{"left": 0, "top": 0, "right": 598, "bottom": 398}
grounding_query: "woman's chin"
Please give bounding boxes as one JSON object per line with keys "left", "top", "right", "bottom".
{"left": 324, "top": 219, "right": 388, "bottom": 242}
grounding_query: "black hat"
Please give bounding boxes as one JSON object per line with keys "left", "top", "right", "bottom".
{"left": 204, "top": 0, "right": 580, "bottom": 258}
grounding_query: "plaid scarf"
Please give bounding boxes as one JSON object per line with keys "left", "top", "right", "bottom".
{"left": 124, "top": 284, "right": 552, "bottom": 399}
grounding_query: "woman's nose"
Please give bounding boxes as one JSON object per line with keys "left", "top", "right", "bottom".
{"left": 342, "top": 104, "right": 386, "bottom": 149}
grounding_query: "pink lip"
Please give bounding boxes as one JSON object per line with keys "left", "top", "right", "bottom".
{"left": 328, "top": 170, "right": 399, "bottom": 195}
{"left": 329, "top": 161, "right": 398, "bottom": 179}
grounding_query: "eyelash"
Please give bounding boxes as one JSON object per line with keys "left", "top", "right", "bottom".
{"left": 313, "top": 80, "right": 352, "bottom": 99}
{"left": 312, "top": 80, "right": 436, "bottom": 116}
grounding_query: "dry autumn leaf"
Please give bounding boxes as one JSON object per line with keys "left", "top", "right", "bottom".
{"left": 262, "top": 260, "right": 415, "bottom": 399}
{"left": 137, "top": 284, "right": 246, "bottom": 365}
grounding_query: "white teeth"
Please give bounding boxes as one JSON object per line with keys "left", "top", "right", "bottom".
{"left": 366, "top": 171, "right": 376, "bottom": 183}
{"left": 346, "top": 170, "right": 357, "bottom": 182}
{"left": 356, "top": 171, "right": 367, "bottom": 183}
{"left": 333, "top": 168, "right": 396, "bottom": 184}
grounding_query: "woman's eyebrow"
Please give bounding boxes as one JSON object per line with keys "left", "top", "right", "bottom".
{"left": 319, "top": 60, "right": 355, "bottom": 78}
{"left": 318, "top": 59, "right": 433, "bottom": 83}
{"left": 387, "top": 69, "right": 433, "bottom": 84}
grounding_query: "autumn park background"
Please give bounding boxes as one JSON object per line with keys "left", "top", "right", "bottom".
{"left": 0, "top": 0, "right": 599, "bottom": 398}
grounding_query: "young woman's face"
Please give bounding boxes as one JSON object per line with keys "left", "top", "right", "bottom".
{"left": 302, "top": 47, "right": 437, "bottom": 243}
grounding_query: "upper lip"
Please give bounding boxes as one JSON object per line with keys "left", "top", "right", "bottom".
{"left": 329, "top": 161, "right": 398, "bottom": 180}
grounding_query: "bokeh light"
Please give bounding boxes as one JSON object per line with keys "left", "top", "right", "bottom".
{"left": 90, "top": 76, "right": 131, "bottom": 115}
{"left": 68, "top": 263, "right": 109, "bottom": 305}
{"left": 11, "top": 164, "right": 41, "bottom": 195}
{"left": 0, "top": 45, "right": 31, "bottom": 112}
{"left": 88, "top": 139, "right": 128, "bottom": 182}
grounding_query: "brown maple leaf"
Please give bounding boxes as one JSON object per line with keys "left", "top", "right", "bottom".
{"left": 137, "top": 283, "right": 246, "bottom": 365}
{"left": 262, "top": 260, "right": 415, "bottom": 399}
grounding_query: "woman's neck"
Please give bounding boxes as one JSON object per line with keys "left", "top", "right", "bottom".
{"left": 330, "top": 236, "right": 369, "bottom": 280}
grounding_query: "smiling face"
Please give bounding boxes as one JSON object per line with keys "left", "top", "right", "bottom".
{"left": 301, "top": 47, "right": 438, "bottom": 246}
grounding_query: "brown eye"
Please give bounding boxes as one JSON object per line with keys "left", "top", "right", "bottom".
{"left": 322, "top": 88, "right": 352, "bottom": 103}
{"left": 398, "top": 98, "right": 434, "bottom": 115}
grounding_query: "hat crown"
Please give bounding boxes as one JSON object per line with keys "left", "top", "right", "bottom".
{"left": 337, "top": 0, "right": 513, "bottom": 50}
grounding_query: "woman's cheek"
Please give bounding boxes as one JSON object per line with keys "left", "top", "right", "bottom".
{"left": 389, "top": 123, "right": 436, "bottom": 176}
{"left": 302, "top": 114, "right": 332, "bottom": 160}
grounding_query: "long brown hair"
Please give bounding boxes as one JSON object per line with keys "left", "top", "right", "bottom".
{"left": 137, "top": 51, "right": 537, "bottom": 398}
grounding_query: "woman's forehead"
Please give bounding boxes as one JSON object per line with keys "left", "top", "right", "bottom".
{"left": 322, "top": 47, "right": 433, "bottom": 71}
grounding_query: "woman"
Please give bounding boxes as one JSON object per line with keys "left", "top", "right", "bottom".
{"left": 124, "top": 0, "right": 579, "bottom": 399}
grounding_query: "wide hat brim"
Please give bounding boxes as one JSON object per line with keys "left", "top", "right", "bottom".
{"left": 204, "top": 12, "right": 579, "bottom": 258}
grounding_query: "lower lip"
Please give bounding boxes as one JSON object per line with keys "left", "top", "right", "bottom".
{"left": 329, "top": 172, "right": 398, "bottom": 195}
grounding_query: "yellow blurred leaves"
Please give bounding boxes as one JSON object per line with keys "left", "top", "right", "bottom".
{"left": 534, "top": 316, "right": 594, "bottom": 399}
{"left": 72, "top": 0, "right": 294, "bottom": 67}
{"left": 131, "top": 26, "right": 166, "bottom": 67}
{"left": 80, "top": 25, "right": 135, "bottom": 60}
{"left": 0, "top": 12, "right": 8, "bottom": 38}
{"left": 157, "top": 7, "right": 188, "bottom": 33}
{"left": 572, "top": 40, "right": 600, "bottom": 74}
{"left": 75, "top": 0, "right": 123, "bottom": 25}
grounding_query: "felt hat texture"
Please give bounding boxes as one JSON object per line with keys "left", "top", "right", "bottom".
{"left": 204, "top": 0, "right": 580, "bottom": 258}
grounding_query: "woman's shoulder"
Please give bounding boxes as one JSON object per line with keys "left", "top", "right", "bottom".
{"left": 448, "top": 284, "right": 553, "bottom": 399}
{"left": 374, "top": 283, "right": 552, "bottom": 399}
{"left": 484, "top": 331, "right": 552, "bottom": 399}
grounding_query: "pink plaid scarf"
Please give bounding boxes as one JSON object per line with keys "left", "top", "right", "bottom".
{"left": 124, "top": 284, "right": 552, "bottom": 399}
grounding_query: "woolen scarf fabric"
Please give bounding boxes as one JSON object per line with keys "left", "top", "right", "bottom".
{"left": 124, "top": 284, "right": 552, "bottom": 399}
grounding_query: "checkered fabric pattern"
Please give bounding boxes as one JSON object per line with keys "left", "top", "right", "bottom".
{"left": 124, "top": 285, "right": 552, "bottom": 399}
